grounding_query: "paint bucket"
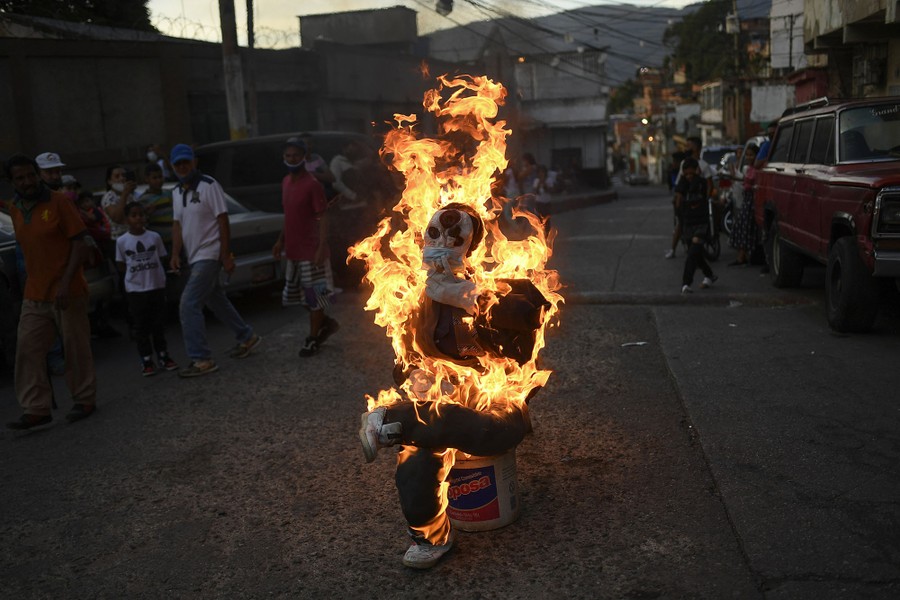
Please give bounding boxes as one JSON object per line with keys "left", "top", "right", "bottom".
{"left": 446, "top": 448, "right": 519, "bottom": 532}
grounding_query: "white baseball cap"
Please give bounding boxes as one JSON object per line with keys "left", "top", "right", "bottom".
{"left": 35, "top": 152, "right": 65, "bottom": 169}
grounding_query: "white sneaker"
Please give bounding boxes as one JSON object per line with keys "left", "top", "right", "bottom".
{"left": 681, "top": 285, "right": 692, "bottom": 294}
{"left": 700, "top": 276, "right": 714, "bottom": 289}
{"left": 358, "top": 407, "right": 402, "bottom": 462}
{"left": 402, "top": 530, "right": 456, "bottom": 569}
{"left": 664, "top": 249, "right": 675, "bottom": 259}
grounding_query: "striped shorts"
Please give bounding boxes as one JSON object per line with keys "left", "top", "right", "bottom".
{"left": 282, "top": 260, "right": 333, "bottom": 310}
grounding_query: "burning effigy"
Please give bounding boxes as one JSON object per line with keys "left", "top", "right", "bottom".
{"left": 351, "top": 74, "right": 563, "bottom": 569}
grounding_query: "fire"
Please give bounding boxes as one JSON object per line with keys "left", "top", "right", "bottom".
{"left": 349, "top": 74, "right": 563, "bottom": 543}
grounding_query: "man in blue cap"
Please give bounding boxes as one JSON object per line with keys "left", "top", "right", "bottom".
{"left": 168, "top": 143, "right": 261, "bottom": 377}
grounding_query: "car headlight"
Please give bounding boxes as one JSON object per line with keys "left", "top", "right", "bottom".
{"left": 875, "top": 188, "right": 900, "bottom": 236}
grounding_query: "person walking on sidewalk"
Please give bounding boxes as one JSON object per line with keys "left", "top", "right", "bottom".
{"left": 5, "top": 154, "right": 97, "bottom": 429}
{"left": 272, "top": 137, "right": 339, "bottom": 358}
{"left": 675, "top": 157, "right": 717, "bottom": 293}
{"left": 116, "top": 202, "right": 178, "bottom": 376}
{"left": 169, "top": 144, "right": 261, "bottom": 377}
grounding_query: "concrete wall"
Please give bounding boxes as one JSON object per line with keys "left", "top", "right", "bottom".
{"left": 750, "top": 84, "right": 794, "bottom": 122}
{"left": 0, "top": 38, "right": 323, "bottom": 190}
{"left": 299, "top": 7, "right": 417, "bottom": 48}
{"left": 770, "top": 0, "right": 807, "bottom": 70}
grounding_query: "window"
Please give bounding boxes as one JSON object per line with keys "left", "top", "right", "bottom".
{"left": 808, "top": 116, "right": 835, "bottom": 165}
{"left": 839, "top": 104, "right": 900, "bottom": 161}
{"left": 789, "top": 119, "right": 815, "bottom": 163}
{"left": 230, "top": 144, "right": 285, "bottom": 187}
{"left": 768, "top": 123, "right": 793, "bottom": 163}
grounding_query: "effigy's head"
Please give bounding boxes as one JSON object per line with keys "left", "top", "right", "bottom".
{"left": 422, "top": 203, "right": 484, "bottom": 273}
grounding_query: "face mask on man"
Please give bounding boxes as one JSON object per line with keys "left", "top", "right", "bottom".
{"left": 111, "top": 182, "right": 125, "bottom": 193}
{"left": 284, "top": 160, "right": 305, "bottom": 173}
{"left": 147, "top": 151, "right": 158, "bottom": 162}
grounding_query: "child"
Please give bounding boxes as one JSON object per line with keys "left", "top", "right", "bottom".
{"left": 137, "top": 162, "right": 175, "bottom": 250}
{"left": 115, "top": 202, "right": 178, "bottom": 375}
{"left": 77, "top": 190, "right": 112, "bottom": 250}
{"left": 674, "top": 157, "right": 717, "bottom": 294}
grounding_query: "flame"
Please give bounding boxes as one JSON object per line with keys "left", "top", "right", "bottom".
{"left": 350, "top": 74, "right": 563, "bottom": 544}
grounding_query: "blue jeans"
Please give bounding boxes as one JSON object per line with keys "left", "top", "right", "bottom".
{"left": 180, "top": 260, "right": 253, "bottom": 361}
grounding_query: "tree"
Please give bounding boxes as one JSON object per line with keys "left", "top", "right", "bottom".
{"left": 663, "top": 0, "right": 733, "bottom": 83}
{"left": 0, "top": 0, "right": 155, "bottom": 32}
{"left": 608, "top": 78, "right": 642, "bottom": 115}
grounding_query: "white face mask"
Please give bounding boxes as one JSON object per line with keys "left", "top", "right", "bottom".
{"left": 112, "top": 182, "right": 125, "bottom": 193}
{"left": 422, "top": 208, "right": 476, "bottom": 274}
{"left": 147, "top": 151, "right": 158, "bottom": 162}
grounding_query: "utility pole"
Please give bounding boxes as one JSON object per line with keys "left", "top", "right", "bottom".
{"left": 246, "top": 0, "right": 258, "bottom": 136}
{"left": 219, "top": 0, "right": 248, "bottom": 140}
{"left": 730, "top": 0, "right": 744, "bottom": 143}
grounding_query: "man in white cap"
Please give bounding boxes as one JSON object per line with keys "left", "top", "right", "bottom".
{"left": 35, "top": 152, "right": 65, "bottom": 191}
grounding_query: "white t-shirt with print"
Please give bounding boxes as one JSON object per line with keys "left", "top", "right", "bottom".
{"left": 115, "top": 229, "right": 167, "bottom": 293}
{"left": 172, "top": 173, "right": 229, "bottom": 265}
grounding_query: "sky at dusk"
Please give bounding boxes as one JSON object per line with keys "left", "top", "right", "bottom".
{"left": 147, "top": 0, "right": 695, "bottom": 46}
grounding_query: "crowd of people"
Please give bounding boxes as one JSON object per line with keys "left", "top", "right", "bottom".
{"left": 3, "top": 137, "right": 346, "bottom": 430}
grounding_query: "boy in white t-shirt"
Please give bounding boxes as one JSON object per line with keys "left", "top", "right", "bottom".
{"left": 116, "top": 202, "right": 178, "bottom": 376}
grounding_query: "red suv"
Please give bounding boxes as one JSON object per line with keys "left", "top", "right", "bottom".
{"left": 754, "top": 96, "right": 900, "bottom": 332}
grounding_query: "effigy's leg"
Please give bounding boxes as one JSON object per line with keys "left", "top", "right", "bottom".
{"left": 385, "top": 400, "right": 531, "bottom": 456}
{"left": 395, "top": 446, "right": 452, "bottom": 545}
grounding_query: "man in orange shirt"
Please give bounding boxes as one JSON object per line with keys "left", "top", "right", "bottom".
{"left": 5, "top": 154, "right": 97, "bottom": 430}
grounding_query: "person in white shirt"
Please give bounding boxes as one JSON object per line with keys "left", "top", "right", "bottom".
{"left": 168, "top": 144, "right": 261, "bottom": 377}
{"left": 115, "top": 202, "right": 178, "bottom": 376}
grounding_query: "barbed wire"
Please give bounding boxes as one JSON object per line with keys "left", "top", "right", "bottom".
{"left": 152, "top": 15, "right": 300, "bottom": 49}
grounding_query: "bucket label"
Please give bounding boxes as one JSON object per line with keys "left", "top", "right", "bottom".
{"left": 446, "top": 464, "right": 500, "bottom": 522}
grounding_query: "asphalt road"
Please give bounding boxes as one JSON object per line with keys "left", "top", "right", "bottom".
{"left": 1, "top": 184, "right": 898, "bottom": 599}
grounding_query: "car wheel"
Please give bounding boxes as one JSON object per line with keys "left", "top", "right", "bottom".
{"left": 766, "top": 220, "right": 803, "bottom": 288}
{"left": 825, "top": 237, "right": 879, "bottom": 333}
{"left": 704, "top": 233, "right": 721, "bottom": 262}
{"left": 722, "top": 208, "right": 734, "bottom": 237}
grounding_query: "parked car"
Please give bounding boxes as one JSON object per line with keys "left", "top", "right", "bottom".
{"left": 722, "top": 136, "right": 767, "bottom": 211}
{"left": 754, "top": 96, "right": 900, "bottom": 332}
{"left": 701, "top": 144, "right": 741, "bottom": 187}
{"left": 124, "top": 183, "right": 284, "bottom": 296}
{"left": 194, "top": 130, "right": 399, "bottom": 287}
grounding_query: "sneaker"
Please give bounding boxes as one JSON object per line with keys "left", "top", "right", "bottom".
{"left": 316, "top": 317, "right": 340, "bottom": 344}
{"left": 664, "top": 249, "right": 676, "bottom": 259}
{"left": 298, "top": 336, "right": 319, "bottom": 358}
{"left": 228, "top": 334, "right": 261, "bottom": 359}
{"left": 7, "top": 413, "right": 52, "bottom": 430}
{"left": 359, "top": 407, "right": 402, "bottom": 462}
{"left": 700, "top": 275, "right": 718, "bottom": 289}
{"left": 179, "top": 360, "right": 219, "bottom": 378}
{"left": 681, "top": 284, "right": 692, "bottom": 294}
{"left": 141, "top": 358, "right": 158, "bottom": 377}
{"left": 158, "top": 354, "right": 179, "bottom": 371}
{"left": 402, "top": 530, "right": 457, "bottom": 569}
